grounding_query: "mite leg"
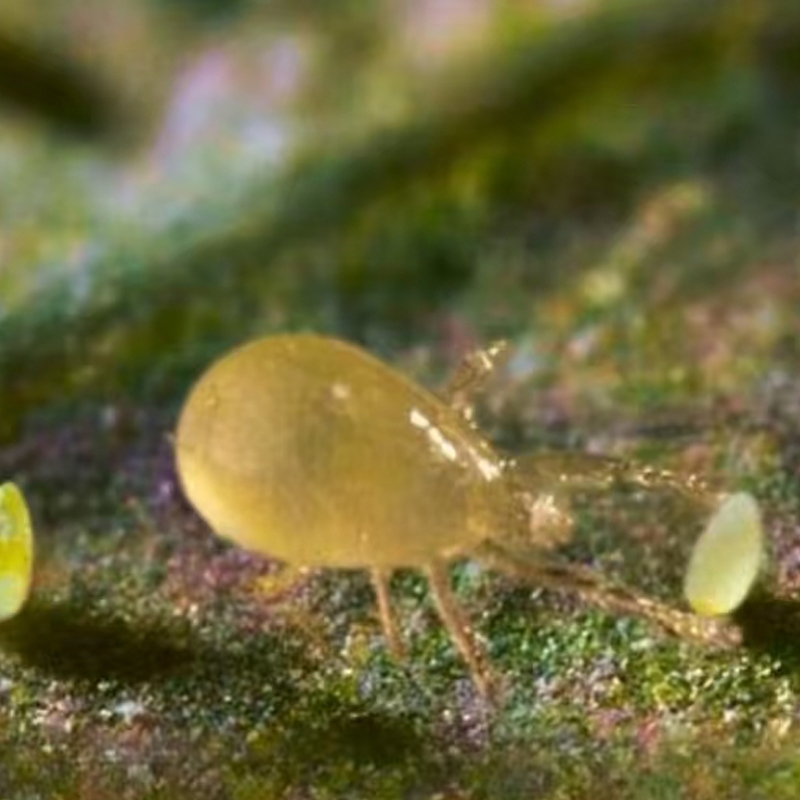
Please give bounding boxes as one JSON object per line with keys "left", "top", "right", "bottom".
{"left": 477, "top": 540, "right": 741, "bottom": 648}
{"left": 509, "top": 451, "right": 714, "bottom": 507}
{"left": 371, "top": 568, "right": 405, "bottom": 660}
{"left": 440, "top": 340, "right": 510, "bottom": 422}
{"left": 424, "top": 559, "right": 495, "bottom": 699}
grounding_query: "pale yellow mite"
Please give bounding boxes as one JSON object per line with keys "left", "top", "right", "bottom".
{"left": 684, "top": 492, "right": 764, "bottom": 617}
{"left": 0, "top": 482, "right": 34, "bottom": 622}
{"left": 175, "top": 334, "right": 742, "bottom": 696}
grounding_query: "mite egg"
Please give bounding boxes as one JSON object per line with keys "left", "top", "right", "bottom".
{"left": 684, "top": 492, "right": 763, "bottom": 616}
{"left": 0, "top": 482, "right": 34, "bottom": 622}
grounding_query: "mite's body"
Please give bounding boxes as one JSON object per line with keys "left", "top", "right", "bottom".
{"left": 176, "top": 335, "right": 520, "bottom": 569}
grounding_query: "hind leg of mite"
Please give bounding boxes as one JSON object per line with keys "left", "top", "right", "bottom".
{"left": 371, "top": 568, "right": 406, "bottom": 660}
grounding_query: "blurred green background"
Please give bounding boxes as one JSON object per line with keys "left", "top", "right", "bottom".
{"left": 3, "top": 0, "right": 800, "bottom": 797}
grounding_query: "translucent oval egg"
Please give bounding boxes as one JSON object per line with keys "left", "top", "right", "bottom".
{"left": 684, "top": 492, "right": 763, "bottom": 617}
{"left": 0, "top": 482, "right": 34, "bottom": 621}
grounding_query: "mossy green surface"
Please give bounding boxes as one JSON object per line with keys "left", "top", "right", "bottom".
{"left": 4, "top": 1, "right": 800, "bottom": 797}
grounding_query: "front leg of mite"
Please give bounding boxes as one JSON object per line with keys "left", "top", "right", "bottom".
{"left": 440, "top": 340, "right": 510, "bottom": 423}
{"left": 476, "top": 540, "right": 741, "bottom": 649}
{"left": 510, "top": 451, "right": 715, "bottom": 508}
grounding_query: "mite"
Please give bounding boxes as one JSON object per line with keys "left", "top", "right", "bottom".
{"left": 175, "top": 334, "right": 741, "bottom": 697}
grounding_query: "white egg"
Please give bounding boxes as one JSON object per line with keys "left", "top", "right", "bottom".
{"left": 684, "top": 492, "right": 763, "bottom": 616}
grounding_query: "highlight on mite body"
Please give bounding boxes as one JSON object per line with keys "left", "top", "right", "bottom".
{"left": 684, "top": 492, "right": 764, "bottom": 617}
{"left": 0, "top": 482, "right": 34, "bottom": 622}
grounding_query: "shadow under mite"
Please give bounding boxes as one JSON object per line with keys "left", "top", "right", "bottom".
{"left": 0, "top": 594, "right": 437, "bottom": 785}
{"left": 0, "top": 594, "right": 305, "bottom": 693}
{"left": 0, "top": 597, "right": 194, "bottom": 683}
{"left": 5, "top": 581, "right": 799, "bottom": 694}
